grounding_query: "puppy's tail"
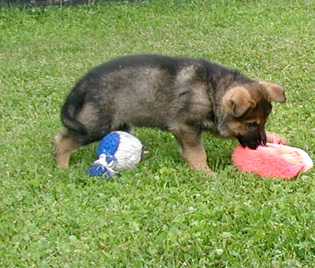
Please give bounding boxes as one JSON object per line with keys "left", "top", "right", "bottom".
{"left": 61, "top": 89, "right": 89, "bottom": 136}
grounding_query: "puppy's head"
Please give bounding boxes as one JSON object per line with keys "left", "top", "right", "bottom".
{"left": 220, "top": 81, "right": 285, "bottom": 149}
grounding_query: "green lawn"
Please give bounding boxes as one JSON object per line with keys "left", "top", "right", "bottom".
{"left": 1, "top": 0, "right": 314, "bottom": 267}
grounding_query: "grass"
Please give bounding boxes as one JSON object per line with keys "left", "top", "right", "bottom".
{"left": 0, "top": 0, "right": 314, "bottom": 267}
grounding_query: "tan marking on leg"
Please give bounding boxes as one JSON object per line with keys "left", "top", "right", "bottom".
{"left": 54, "top": 130, "right": 82, "bottom": 168}
{"left": 172, "top": 125, "right": 214, "bottom": 174}
{"left": 181, "top": 143, "right": 214, "bottom": 174}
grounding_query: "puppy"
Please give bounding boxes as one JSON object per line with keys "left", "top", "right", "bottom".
{"left": 54, "top": 54, "right": 285, "bottom": 173}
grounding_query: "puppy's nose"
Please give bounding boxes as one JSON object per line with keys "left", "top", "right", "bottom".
{"left": 248, "top": 142, "right": 259, "bottom": 150}
{"left": 237, "top": 136, "right": 260, "bottom": 149}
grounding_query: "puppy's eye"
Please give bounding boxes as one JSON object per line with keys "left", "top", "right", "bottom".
{"left": 247, "top": 122, "right": 258, "bottom": 129}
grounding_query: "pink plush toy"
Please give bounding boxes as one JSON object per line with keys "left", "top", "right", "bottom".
{"left": 232, "top": 143, "right": 313, "bottom": 179}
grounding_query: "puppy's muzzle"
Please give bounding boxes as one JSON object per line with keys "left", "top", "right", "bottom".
{"left": 237, "top": 129, "right": 267, "bottom": 149}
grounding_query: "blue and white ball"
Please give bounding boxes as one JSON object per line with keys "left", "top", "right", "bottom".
{"left": 88, "top": 131, "right": 144, "bottom": 177}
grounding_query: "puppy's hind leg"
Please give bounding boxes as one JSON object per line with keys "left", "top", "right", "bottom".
{"left": 54, "top": 130, "right": 83, "bottom": 168}
{"left": 117, "top": 123, "right": 134, "bottom": 134}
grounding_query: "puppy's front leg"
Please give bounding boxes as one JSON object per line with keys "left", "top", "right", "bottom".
{"left": 182, "top": 143, "right": 214, "bottom": 173}
{"left": 172, "top": 127, "right": 214, "bottom": 174}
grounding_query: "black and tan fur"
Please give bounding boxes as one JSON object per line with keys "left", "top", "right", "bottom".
{"left": 54, "top": 54, "right": 285, "bottom": 173}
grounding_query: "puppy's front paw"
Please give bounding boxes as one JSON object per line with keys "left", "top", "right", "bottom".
{"left": 266, "top": 131, "right": 286, "bottom": 145}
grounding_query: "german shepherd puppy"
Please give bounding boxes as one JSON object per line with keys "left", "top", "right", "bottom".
{"left": 55, "top": 54, "right": 286, "bottom": 173}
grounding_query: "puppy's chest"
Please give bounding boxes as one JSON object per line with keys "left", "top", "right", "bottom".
{"left": 202, "top": 111, "right": 217, "bottom": 130}
{"left": 189, "top": 88, "right": 216, "bottom": 130}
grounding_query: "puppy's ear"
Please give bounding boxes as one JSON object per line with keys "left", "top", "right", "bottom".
{"left": 259, "top": 81, "right": 286, "bottom": 103}
{"left": 222, "top": 86, "right": 256, "bottom": 117}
